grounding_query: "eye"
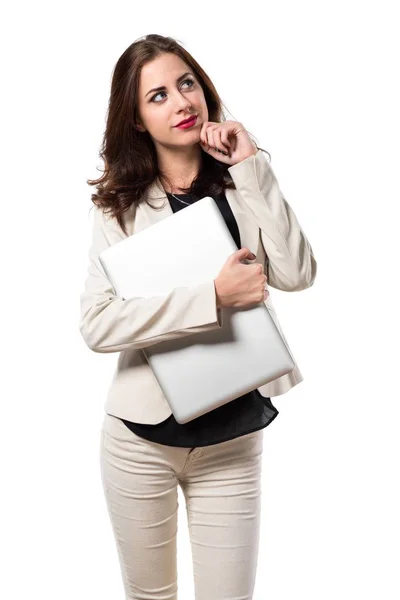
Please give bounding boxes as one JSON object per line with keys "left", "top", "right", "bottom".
{"left": 151, "top": 78, "right": 195, "bottom": 103}
{"left": 182, "top": 78, "right": 195, "bottom": 89}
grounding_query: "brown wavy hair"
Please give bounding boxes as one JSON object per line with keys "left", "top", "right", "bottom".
{"left": 87, "top": 33, "right": 271, "bottom": 236}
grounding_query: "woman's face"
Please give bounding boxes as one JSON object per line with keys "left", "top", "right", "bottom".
{"left": 136, "top": 53, "right": 208, "bottom": 151}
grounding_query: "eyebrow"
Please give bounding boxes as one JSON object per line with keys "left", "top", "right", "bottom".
{"left": 145, "top": 71, "right": 194, "bottom": 98}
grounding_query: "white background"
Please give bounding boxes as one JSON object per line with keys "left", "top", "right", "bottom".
{"left": 2, "top": 1, "right": 399, "bottom": 598}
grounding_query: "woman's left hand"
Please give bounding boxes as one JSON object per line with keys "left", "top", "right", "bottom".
{"left": 199, "top": 120, "right": 258, "bottom": 166}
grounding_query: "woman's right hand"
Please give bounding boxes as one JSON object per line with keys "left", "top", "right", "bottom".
{"left": 214, "top": 247, "right": 269, "bottom": 308}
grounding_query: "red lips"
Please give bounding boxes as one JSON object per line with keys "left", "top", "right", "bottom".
{"left": 175, "top": 115, "right": 197, "bottom": 127}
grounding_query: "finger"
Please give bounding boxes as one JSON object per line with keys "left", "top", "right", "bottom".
{"left": 201, "top": 124, "right": 212, "bottom": 149}
{"left": 211, "top": 129, "right": 220, "bottom": 151}
{"left": 220, "top": 128, "right": 231, "bottom": 150}
{"left": 208, "top": 127, "right": 227, "bottom": 155}
{"left": 200, "top": 124, "right": 229, "bottom": 157}
{"left": 215, "top": 130, "right": 230, "bottom": 155}
{"left": 200, "top": 122, "right": 208, "bottom": 145}
{"left": 206, "top": 127, "right": 214, "bottom": 149}
{"left": 230, "top": 134, "right": 238, "bottom": 153}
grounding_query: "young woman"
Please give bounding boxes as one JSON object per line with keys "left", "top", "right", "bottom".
{"left": 80, "top": 33, "right": 317, "bottom": 600}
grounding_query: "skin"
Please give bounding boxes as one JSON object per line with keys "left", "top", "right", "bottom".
{"left": 135, "top": 52, "right": 257, "bottom": 193}
{"left": 135, "top": 53, "right": 206, "bottom": 193}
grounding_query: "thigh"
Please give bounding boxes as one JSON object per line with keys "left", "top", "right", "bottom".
{"left": 100, "top": 413, "right": 180, "bottom": 600}
{"left": 180, "top": 430, "right": 264, "bottom": 600}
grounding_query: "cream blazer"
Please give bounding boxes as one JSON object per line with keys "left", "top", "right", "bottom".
{"left": 79, "top": 149, "right": 317, "bottom": 424}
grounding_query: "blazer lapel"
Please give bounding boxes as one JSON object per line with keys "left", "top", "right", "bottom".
{"left": 135, "top": 178, "right": 260, "bottom": 254}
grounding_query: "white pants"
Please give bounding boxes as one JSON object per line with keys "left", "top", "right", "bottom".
{"left": 100, "top": 412, "right": 265, "bottom": 599}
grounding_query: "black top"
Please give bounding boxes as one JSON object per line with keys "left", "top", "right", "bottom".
{"left": 120, "top": 190, "right": 279, "bottom": 447}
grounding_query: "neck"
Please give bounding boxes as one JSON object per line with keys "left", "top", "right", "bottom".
{"left": 157, "top": 143, "right": 202, "bottom": 194}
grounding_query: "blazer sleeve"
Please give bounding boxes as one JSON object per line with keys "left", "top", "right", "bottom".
{"left": 79, "top": 205, "right": 223, "bottom": 353}
{"left": 227, "top": 149, "right": 317, "bottom": 291}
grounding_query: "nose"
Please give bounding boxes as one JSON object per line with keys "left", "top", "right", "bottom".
{"left": 173, "top": 90, "right": 192, "bottom": 111}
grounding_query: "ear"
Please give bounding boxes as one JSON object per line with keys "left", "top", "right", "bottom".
{"left": 133, "top": 122, "right": 146, "bottom": 132}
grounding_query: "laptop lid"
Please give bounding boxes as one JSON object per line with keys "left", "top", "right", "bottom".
{"left": 99, "top": 196, "right": 294, "bottom": 423}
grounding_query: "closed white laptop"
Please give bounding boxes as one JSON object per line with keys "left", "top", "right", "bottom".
{"left": 99, "top": 196, "right": 295, "bottom": 424}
